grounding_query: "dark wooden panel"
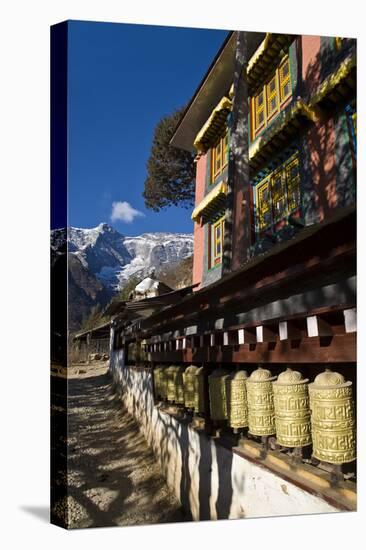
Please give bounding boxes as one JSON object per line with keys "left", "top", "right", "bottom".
{"left": 148, "top": 333, "right": 356, "bottom": 364}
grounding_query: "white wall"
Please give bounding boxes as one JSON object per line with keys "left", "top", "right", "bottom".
{"left": 109, "top": 350, "right": 339, "bottom": 520}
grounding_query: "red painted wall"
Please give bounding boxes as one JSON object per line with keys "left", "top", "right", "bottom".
{"left": 302, "top": 35, "right": 338, "bottom": 221}
{"left": 192, "top": 154, "right": 207, "bottom": 289}
{"left": 307, "top": 118, "right": 337, "bottom": 221}
{"left": 301, "top": 35, "right": 322, "bottom": 97}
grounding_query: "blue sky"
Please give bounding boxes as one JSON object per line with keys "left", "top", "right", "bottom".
{"left": 67, "top": 21, "right": 228, "bottom": 235}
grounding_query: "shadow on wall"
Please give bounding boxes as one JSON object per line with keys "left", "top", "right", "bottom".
{"left": 301, "top": 42, "right": 356, "bottom": 225}
{"left": 148, "top": 407, "right": 235, "bottom": 521}
{"left": 112, "top": 359, "right": 236, "bottom": 522}
{"left": 198, "top": 434, "right": 234, "bottom": 520}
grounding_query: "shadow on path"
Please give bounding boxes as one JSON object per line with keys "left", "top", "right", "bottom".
{"left": 51, "top": 369, "right": 188, "bottom": 528}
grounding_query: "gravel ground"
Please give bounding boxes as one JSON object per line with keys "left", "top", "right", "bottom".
{"left": 51, "top": 363, "right": 189, "bottom": 529}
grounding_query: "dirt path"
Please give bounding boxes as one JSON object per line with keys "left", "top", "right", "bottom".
{"left": 51, "top": 364, "right": 188, "bottom": 529}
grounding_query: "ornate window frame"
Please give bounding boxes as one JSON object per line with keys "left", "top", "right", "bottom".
{"left": 255, "top": 151, "right": 301, "bottom": 233}
{"left": 208, "top": 215, "right": 225, "bottom": 269}
{"left": 252, "top": 55, "right": 292, "bottom": 140}
{"left": 211, "top": 130, "right": 229, "bottom": 183}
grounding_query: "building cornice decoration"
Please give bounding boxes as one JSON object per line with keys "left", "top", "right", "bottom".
{"left": 247, "top": 33, "right": 296, "bottom": 94}
{"left": 191, "top": 180, "right": 228, "bottom": 223}
{"left": 193, "top": 96, "right": 232, "bottom": 153}
{"left": 309, "top": 54, "right": 356, "bottom": 108}
{"left": 249, "top": 99, "right": 318, "bottom": 172}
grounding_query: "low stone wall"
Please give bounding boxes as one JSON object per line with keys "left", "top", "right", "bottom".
{"left": 109, "top": 350, "right": 339, "bottom": 520}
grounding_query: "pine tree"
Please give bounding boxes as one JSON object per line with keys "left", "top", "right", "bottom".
{"left": 143, "top": 107, "right": 195, "bottom": 211}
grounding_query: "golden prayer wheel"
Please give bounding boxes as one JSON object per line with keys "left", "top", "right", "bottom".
{"left": 159, "top": 366, "right": 168, "bottom": 400}
{"left": 273, "top": 368, "right": 312, "bottom": 448}
{"left": 208, "top": 368, "right": 229, "bottom": 421}
{"left": 195, "top": 367, "right": 206, "bottom": 414}
{"left": 183, "top": 365, "right": 206, "bottom": 412}
{"left": 166, "top": 365, "right": 177, "bottom": 402}
{"left": 309, "top": 370, "right": 356, "bottom": 464}
{"left": 226, "top": 370, "right": 248, "bottom": 429}
{"left": 175, "top": 366, "right": 185, "bottom": 405}
{"left": 183, "top": 365, "right": 197, "bottom": 408}
{"left": 246, "top": 367, "right": 276, "bottom": 436}
{"left": 166, "top": 365, "right": 185, "bottom": 403}
{"left": 153, "top": 366, "right": 163, "bottom": 399}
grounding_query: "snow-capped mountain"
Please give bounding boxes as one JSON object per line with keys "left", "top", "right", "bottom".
{"left": 51, "top": 223, "right": 194, "bottom": 292}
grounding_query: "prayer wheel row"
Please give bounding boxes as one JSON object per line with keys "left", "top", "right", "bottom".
{"left": 207, "top": 366, "right": 356, "bottom": 465}
{"left": 154, "top": 365, "right": 205, "bottom": 413}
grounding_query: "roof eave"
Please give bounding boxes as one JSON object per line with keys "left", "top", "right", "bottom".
{"left": 170, "top": 30, "right": 265, "bottom": 152}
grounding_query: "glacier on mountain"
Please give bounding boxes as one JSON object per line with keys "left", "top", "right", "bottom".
{"left": 51, "top": 223, "right": 194, "bottom": 292}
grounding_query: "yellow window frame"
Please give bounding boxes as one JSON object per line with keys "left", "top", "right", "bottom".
{"left": 271, "top": 168, "right": 287, "bottom": 223}
{"left": 254, "top": 88, "right": 266, "bottom": 133}
{"left": 211, "top": 130, "right": 229, "bottom": 183}
{"left": 212, "top": 217, "right": 225, "bottom": 265}
{"left": 285, "top": 153, "right": 301, "bottom": 212}
{"left": 255, "top": 152, "right": 301, "bottom": 232}
{"left": 251, "top": 56, "right": 293, "bottom": 138}
{"left": 256, "top": 178, "right": 272, "bottom": 231}
{"left": 279, "top": 57, "right": 292, "bottom": 103}
{"left": 266, "top": 73, "right": 279, "bottom": 119}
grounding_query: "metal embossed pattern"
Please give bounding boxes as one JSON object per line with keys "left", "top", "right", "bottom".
{"left": 153, "top": 367, "right": 162, "bottom": 398}
{"left": 195, "top": 367, "right": 206, "bottom": 414}
{"left": 159, "top": 366, "right": 168, "bottom": 400}
{"left": 247, "top": 376, "right": 276, "bottom": 436}
{"left": 166, "top": 366, "right": 177, "bottom": 402}
{"left": 226, "top": 372, "right": 248, "bottom": 429}
{"left": 174, "top": 367, "right": 185, "bottom": 404}
{"left": 209, "top": 370, "right": 229, "bottom": 420}
{"left": 273, "top": 382, "right": 312, "bottom": 447}
{"left": 309, "top": 378, "right": 356, "bottom": 464}
{"left": 183, "top": 366, "right": 198, "bottom": 409}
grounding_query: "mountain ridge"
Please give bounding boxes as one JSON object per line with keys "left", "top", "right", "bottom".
{"left": 51, "top": 224, "right": 194, "bottom": 330}
{"left": 51, "top": 224, "right": 194, "bottom": 292}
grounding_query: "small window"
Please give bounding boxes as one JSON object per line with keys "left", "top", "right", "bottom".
{"left": 257, "top": 179, "right": 272, "bottom": 231}
{"left": 271, "top": 170, "right": 287, "bottom": 222}
{"left": 285, "top": 154, "right": 301, "bottom": 212}
{"left": 211, "top": 131, "right": 229, "bottom": 183}
{"left": 255, "top": 152, "right": 301, "bottom": 233}
{"left": 266, "top": 75, "right": 279, "bottom": 118}
{"left": 210, "top": 217, "right": 225, "bottom": 267}
{"left": 251, "top": 55, "right": 293, "bottom": 138}
{"left": 279, "top": 58, "right": 291, "bottom": 102}
{"left": 255, "top": 89, "right": 266, "bottom": 130}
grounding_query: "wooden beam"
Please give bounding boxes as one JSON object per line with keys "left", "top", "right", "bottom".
{"left": 149, "top": 333, "right": 356, "bottom": 364}
{"left": 279, "top": 321, "right": 301, "bottom": 341}
{"left": 344, "top": 308, "right": 357, "bottom": 333}
{"left": 238, "top": 328, "right": 256, "bottom": 344}
{"left": 306, "top": 315, "right": 333, "bottom": 337}
{"left": 136, "top": 207, "right": 355, "bottom": 335}
{"left": 256, "top": 325, "right": 277, "bottom": 343}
